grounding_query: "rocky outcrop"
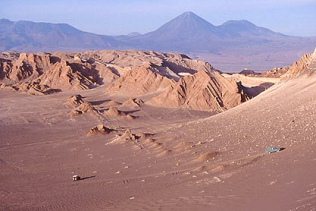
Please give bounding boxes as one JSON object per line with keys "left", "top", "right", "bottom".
{"left": 106, "top": 65, "right": 173, "bottom": 96}
{"left": 103, "top": 51, "right": 248, "bottom": 112}
{"left": 87, "top": 124, "right": 113, "bottom": 136}
{"left": 282, "top": 48, "right": 316, "bottom": 78}
{"left": 261, "top": 67, "right": 289, "bottom": 78}
{"left": 1, "top": 50, "right": 250, "bottom": 112}
{"left": 149, "top": 70, "right": 246, "bottom": 112}
{"left": 121, "top": 98, "right": 144, "bottom": 109}
{"left": 0, "top": 52, "right": 119, "bottom": 94}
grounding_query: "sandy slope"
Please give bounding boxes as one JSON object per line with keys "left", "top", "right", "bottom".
{"left": 1, "top": 73, "right": 316, "bottom": 210}
{"left": 161, "top": 75, "right": 316, "bottom": 210}
{"left": 103, "top": 75, "right": 316, "bottom": 211}
{"left": 1, "top": 50, "right": 316, "bottom": 210}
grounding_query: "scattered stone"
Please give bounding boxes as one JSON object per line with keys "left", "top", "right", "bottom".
{"left": 213, "top": 176, "right": 222, "bottom": 182}
{"left": 72, "top": 175, "right": 80, "bottom": 181}
{"left": 266, "top": 146, "right": 284, "bottom": 154}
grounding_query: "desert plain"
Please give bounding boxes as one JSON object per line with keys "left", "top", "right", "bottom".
{"left": 1, "top": 49, "right": 316, "bottom": 210}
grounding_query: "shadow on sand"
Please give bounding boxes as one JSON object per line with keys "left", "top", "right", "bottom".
{"left": 80, "top": 175, "right": 96, "bottom": 181}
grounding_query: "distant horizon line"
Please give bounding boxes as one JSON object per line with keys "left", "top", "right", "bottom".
{"left": 1, "top": 11, "right": 316, "bottom": 38}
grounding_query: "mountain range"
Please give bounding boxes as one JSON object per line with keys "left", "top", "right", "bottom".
{"left": 1, "top": 11, "right": 316, "bottom": 71}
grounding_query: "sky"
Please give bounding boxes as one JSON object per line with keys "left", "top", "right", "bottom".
{"left": 1, "top": 0, "right": 316, "bottom": 36}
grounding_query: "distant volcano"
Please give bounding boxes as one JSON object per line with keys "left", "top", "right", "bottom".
{"left": 1, "top": 12, "right": 316, "bottom": 71}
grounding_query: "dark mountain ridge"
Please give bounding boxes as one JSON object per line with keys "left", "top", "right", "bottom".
{"left": 0, "top": 18, "right": 121, "bottom": 51}
{"left": 1, "top": 12, "right": 316, "bottom": 71}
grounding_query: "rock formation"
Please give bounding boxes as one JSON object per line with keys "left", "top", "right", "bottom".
{"left": 148, "top": 70, "right": 246, "bottom": 112}
{"left": 282, "top": 48, "right": 316, "bottom": 78}
{"left": 87, "top": 124, "right": 113, "bottom": 136}
{"left": 0, "top": 52, "right": 119, "bottom": 94}
{"left": 103, "top": 51, "right": 248, "bottom": 112}
{"left": 106, "top": 65, "right": 173, "bottom": 96}
{"left": 1, "top": 50, "right": 251, "bottom": 112}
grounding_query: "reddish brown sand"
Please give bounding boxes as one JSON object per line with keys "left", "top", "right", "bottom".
{"left": 1, "top": 50, "right": 316, "bottom": 210}
{"left": 1, "top": 75, "right": 315, "bottom": 210}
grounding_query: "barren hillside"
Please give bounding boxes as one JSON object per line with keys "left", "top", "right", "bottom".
{"left": 1, "top": 50, "right": 252, "bottom": 112}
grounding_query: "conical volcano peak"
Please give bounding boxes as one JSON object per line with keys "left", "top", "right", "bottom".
{"left": 180, "top": 11, "right": 199, "bottom": 18}
{"left": 150, "top": 11, "right": 216, "bottom": 38}
{"left": 174, "top": 11, "right": 214, "bottom": 26}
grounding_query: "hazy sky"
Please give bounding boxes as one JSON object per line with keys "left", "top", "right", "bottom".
{"left": 1, "top": 0, "right": 316, "bottom": 36}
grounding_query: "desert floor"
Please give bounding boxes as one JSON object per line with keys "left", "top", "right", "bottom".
{"left": 1, "top": 75, "right": 316, "bottom": 211}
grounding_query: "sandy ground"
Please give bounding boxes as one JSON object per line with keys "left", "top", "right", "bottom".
{"left": 222, "top": 73, "right": 280, "bottom": 87}
{"left": 1, "top": 75, "right": 316, "bottom": 210}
